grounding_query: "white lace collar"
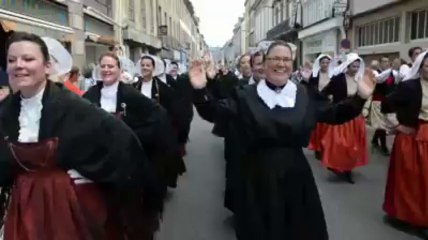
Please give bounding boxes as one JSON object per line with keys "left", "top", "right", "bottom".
{"left": 18, "top": 87, "right": 45, "bottom": 143}
{"left": 257, "top": 79, "right": 297, "bottom": 109}
{"left": 249, "top": 76, "right": 256, "bottom": 85}
{"left": 102, "top": 80, "right": 119, "bottom": 96}
{"left": 141, "top": 78, "right": 153, "bottom": 98}
{"left": 100, "top": 80, "right": 119, "bottom": 112}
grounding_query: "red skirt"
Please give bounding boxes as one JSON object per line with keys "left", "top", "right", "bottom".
{"left": 2, "top": 169, "right": 135, "bottom": 240}
{"left": 383, "top": 121, "right": 428, "bottom": 227}
{"left": 320, "top": 116, "right": 369, "bottom": 172}
{"left": 4, "top": 169, "right": 109, "bottom": 240}
{"left": 308, "top": 123, "right": 328, "bottom": 152}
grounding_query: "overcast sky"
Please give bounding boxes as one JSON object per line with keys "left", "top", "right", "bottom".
{"left": 191, "top": 0, "right": 245, "bottom": 48}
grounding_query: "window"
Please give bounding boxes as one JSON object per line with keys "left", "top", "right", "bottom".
{"left": 150, "top": 0, "right": 154, "bottom": 34}
{"left": 394, "top": 17, "right": 400, "bottom": 42}
{"left": 141, "top": 0, "right": 146, "bottom": 30}
{"left": 157, "top": 6, "right": 162, "bottom": 27}
{"left": 282, "top": 0, "right": 288, "bottom": 20}
{"left": 410, "top": 9, "right": 428, "bottom": 40}
{"left": 169, "top": 17, "right": 172, "bottom": 36}
{"left": 128, "top": 0, "right": 135, "bottom": 22}
{"left": 357, "top": 16, "right": 400, "bottom": 47}
{"left": 275, "top": 7, "right": 280, "bottom": 25}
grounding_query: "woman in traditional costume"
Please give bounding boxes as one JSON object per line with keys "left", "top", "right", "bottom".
{"left": 84, "top": 52, "right": 185, "bottom": 236}
{"left": 85, "top": 52, "right": 181, "bottom": 191}
{"left": 382, "top": 50, "right": 428, "bottom": 237}
{"left": 236, "top": 53, "right": 253, "bottom": 85}
{"left": 0, "top": 32, "right": 157, "bottom": 240}
{"left": 63, "top": 66, "right": 84, "bottom": 96}
{"left": 320, "top": 53, "right": 369, "bottom": 183}
{"left": 133, "top": 55, "right": 186, "bottom": 184}
{"left": 189, "top": 41, "right": 375, "bottom": 240}
{"left": 306, "top": 54, "right": 332, "bottom": 159}
{"left": 369, "top": 57, "right": 399, "bottom": 155}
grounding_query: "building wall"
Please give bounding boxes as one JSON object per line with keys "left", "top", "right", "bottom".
{"left": 297, "top": 0, "right": 347, "bottom": 62}
{"left": 349, "top": 0, "right": 428, "bottom": 62}
{"left": 157, "top": 0, "right": 182, "bottom": 45}
{"left": 209, "top": 47, "right": 223, "bottom": 64}
{"left": 83, "top": 0, "right": 113, "bottom": 17}
{"left": 243, "top": 0, "right": 252, "bottom": 52}
{"left": 351, "top": 0, "right": 400, "bottom": 16}
{"left": 254, "top": 0, "right": 273, "bottom": 44}
{"left": 222, "top": 41, "right": 236, "bottom": 67}
{"left": 301, "top": 0, "right": 338, "bottom": 26}
{"left": 150, "top": 0, "right": 204, "bottom": 64}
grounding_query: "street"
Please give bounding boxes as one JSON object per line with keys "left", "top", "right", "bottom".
{"left": 157, "top": 113, "right": 421, "bottom": 240}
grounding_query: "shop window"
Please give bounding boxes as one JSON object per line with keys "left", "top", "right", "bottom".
{"left": 388, "top": 19, "right": 394, "bottom": 42}
{"left": 357, "top": 16, "right": 400, "bottom": 47}
{"left": 358, "top": 28, "right": 363, "bottom": 47}
{"left": 394, "top": 17, "right": 400, "bottom": 42}
{"left": 374, "top": 22, "right": 379, "bottom": 44}
{"left": 382, "top": 20, "right": 388, "bottom": 44}
{"left": 410, "top": 9, "right": 428, "bottom": 40}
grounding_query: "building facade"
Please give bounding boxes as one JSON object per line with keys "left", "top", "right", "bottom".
{"left": 232, "top": 17, "right": 244, "bottom": 58}
{"left": 265, "top": 0, "right": 301, "bottom": 66}
{"left": 222, "top": 39, "right": 236, "bottom": 67}
{"left": 349, "top": 0, "right": 428, "bottom": 63}
{"left": 244, "top": 0, "right": 274, "bottom": 48}
{"left": 83, "top": 0, "right": 117, "bottom": 67}
{"left": 209, "top": 47, "right": 223, "bottom": 64}
{"left": 153, "top": 0, "right": 206, "bottom": 69}
{"left": 297, "top": 0, "right": 348, "bottom": 62}
{"left": 0, "top": 0, "right": 74, "bottom": 69}
{"left": 0, "top": 0, "right": 205, "bottom": 71}
{"left": 0, "top": 0, "right": 119, "bottom": 68}
{"left": 120, "top": 0, "right": 161, "bottom": 63}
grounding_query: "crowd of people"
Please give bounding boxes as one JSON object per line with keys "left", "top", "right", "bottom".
{"left": 0, "top": 30, "right": 427, "bottom": 240}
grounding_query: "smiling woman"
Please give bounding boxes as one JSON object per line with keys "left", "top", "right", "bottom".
{"left": 84, "top": 51, "right": 186, "bottom": 236}
{"left": 188, "top": 40, "right": 376, "bottom": 240}
{"left": 0, "top": 32, "right": 158, "bottom": 240}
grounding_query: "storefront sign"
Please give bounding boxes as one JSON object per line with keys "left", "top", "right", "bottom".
{"left": 0, "top": 0, "right": 68, "bottom": 26}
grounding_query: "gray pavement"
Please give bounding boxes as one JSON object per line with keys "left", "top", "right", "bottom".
{"left": 156, "top": 114, "right": 421, "bottom": 240}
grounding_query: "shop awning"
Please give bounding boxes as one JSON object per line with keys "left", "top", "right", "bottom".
{"left": 0, "top": 20, "right": 16, "bottom": 32}
{"left": 85, "top": 32, "right": 117, "bottom": 46}
{"left": 0, "top": 18, "right": 73, "bottom": 41}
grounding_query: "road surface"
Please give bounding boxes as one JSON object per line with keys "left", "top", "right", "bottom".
{"left": 156, "top": 113, "right": 421, "bottom": 240}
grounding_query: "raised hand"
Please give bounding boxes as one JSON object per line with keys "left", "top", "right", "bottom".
{"left": 301, "top": 68, "right": 312, "bottom": 82}
{"left": 206, "top": 63, "right": 217, "bottom": 80}
{"left": 357, "top": 68, "right": 376, "bottom": 99}
{"left": 189, "top": 60, "right": 207, "bottom": 89}
{"left": 0, "top": 87, "right": 10, "bottom": 102}
{"left": 395, "top": 124, "right": 416, "bottom": 135}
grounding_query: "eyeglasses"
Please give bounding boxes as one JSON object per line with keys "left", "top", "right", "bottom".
{"left": 265, "top": 57, "right": 293, "bottom": 64}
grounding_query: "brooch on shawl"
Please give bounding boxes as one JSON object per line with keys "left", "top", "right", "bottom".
{"left": 114, "top": 103, "right": 127, "bottom": 119}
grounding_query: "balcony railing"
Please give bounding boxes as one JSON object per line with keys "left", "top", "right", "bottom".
{"left": 266, "top": 19, "right": 293, "bottom": 40}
